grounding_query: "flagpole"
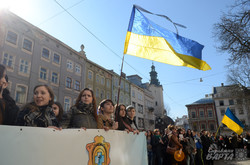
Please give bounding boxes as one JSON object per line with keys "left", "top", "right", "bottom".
{"left": 116, "top": 53, "right": 125, "bottom": 106}
{"left": 215, "top": 122, "right": 222, "bottom": 138}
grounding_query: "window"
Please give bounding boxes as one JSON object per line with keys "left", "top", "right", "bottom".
{"left": 64, "top": 97, "right": 71, "bottom": 112}
{"left": 2, "top": 53, "right": 14, "bottom": 69}
{"left": 66, "top": 77, "right": 72, "bottom": 88}
{"left": 67, "top": 60, "right": 73, "bottom": 70}
{"left": 138, "top": 117, "right": 144, "bottom": 128}
{"left": 88, "top": 70, "right": 93, "bottom": 80}
{"left": 210, "top": 124, "right": 215, "bottom": 131}
{"left": 138, "top": 104, "right": 143, "bottom": 114}
{"left": 236, "top": 99, "right": 243, "bottom": 105}
{"left": 132, "top": 102, "right": 136, "bottom": 108}
{"left": 201, "top": 124, "right": 206, "bottom": 130}
{"left": 125, "top": 83, "right": 129, "bottom": 92}
{"left": 51, "top": 72, "right": 59, "bottom": 84}
{"left": 114, "top": 93, "right": 118, "bottom": 102}
{"left": 115, "top": 78, "right": 118, "bottom": 87}
{"left": 220, "top": 109, "right": 225, "bottom": 116}
{"left": 155, "top": 101, "right": 158, "bottom": 106}
{"left": 101, "top": 76, "right": 105, "bottom": 85}
{"left": 239, "top": 108, "right": 244, "bottom": 114}
{"left": 100, "top": 90, "right": 104, "bottom": 99}
{"left": 106, "top": 79, "right": 110, "bottom": 88}
{"left": 19, "top": 59, "right": 29, "bottom": 74}
{"left": 199, "top": 109, "right": 204, "bottom": 117}
{"left": 191, "top": 112, "right": 196, "bottom": 118}
{"left": 96, "top": 74, "right": 100, "bottom": 83}
{"left": 120, "top": 81, "right": 124, "bottom": 89}
{"left": 54, "top": 95, "right": 57, "bottom": 102}
{"left": 208, "top": 109, "right": 213, "bottom": 118}
{"left": 75, "top": 64, "right": 81, "bottom": 74}
{"left": 231, "top": 108, "right": 236, "bottom": 115}
{"left": 96, "top": 88, "right": 99, "bottom": 98}
{"left": 106, "top": 92, "right": 110, "bottom": 99}
{"left": 138, "top": 93, "right": 143, "bottom": 101}
{"left": 42, "top": 48, "right": 50, "bottom": 59}
{"left": 120, "top": 94, "right": 124, "bottom": 103}
{"left": 193, "top": 124, "right": 197, "bottom": 131}
{"left": 74, "top": 80, "right": 80, "bottom": 91}
{"left": 15, "top": 85, "right": 27, "bottom": 104}
{"left": 240, "top": 120, "right": 246, "bottom": 125}
{"left": 229, "top": 99, "right": 234, "bottom": 105}
{"left": 132, "top": 90, "right": 135, "bottom": 98}
{"left": 6, "top": 31, "right": 17, "bottom": 45}
{"left": 53, "top": 53, "right": 60, "bottom": 64}
{"left": 39, "top": 67, "right": 47, "bottom": 80}
{"left": 219, "top": 100, "right": 224, "bottom": 106}
{"left": 22, "top": 38, "right": 32, "bottom": 52}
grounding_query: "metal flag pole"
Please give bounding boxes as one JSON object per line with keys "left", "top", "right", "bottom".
{"left": 116, "top": 53, "right": 126, "bottom": 106}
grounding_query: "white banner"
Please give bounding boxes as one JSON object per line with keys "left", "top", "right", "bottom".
{"left": 0, "top": 126, "right": 148, "bottom": 165}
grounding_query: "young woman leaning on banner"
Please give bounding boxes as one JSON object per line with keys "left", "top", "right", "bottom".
{"left": 115, "top": 104, "right": 133, "bottom": 132}
{"left": 16, "top": 85, "right": 60, "bottom": 129}
{"left": 61, "top": 88, "right": 97, "bottom": 129}
{"left": 0, "top": 64, "right": 19, "bottom": 125}
{"left": 97, "top": 99, "right": 118, "bottom": 130}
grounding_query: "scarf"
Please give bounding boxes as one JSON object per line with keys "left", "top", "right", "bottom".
{"left": 77, "top": 101, "right": 94, "bottom": 115}
{"left": 24, "top": 105, "right": 57, "bottom": 127}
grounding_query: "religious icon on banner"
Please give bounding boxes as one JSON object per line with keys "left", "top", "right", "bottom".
{"left": 86, "top": 136, "right": 111, "bottom": 165}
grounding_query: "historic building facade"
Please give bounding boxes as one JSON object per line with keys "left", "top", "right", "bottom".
{"left": 0, "top": 9, "right": 86, "bottom": 112}
{"left": 186, "top": 96, "right": 218, "bottom": 132}
{"left": 85, "top": 59, "right": 112, "bottom": 105}
{"left": 213, "top": 84, "right": 250, "bottom": 134}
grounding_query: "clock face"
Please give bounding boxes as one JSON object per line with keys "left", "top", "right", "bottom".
{"left": 235, "top": 149, "right": 247, "bottom": 161}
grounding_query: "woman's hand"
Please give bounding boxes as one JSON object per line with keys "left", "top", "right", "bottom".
{"left": 125, "top": 129, "right": 130, "bottom": 133}
{"left": 48, "top": 126, "right": 62, "bottom": 130}
{"left": 112, "top": 122, "right": 118, "bottom": 130}
{"left": 81, "top": 127, "right": 86, "bottom": 130}
{"left": 103, "top": 126, "right": 110, "bottom": 131}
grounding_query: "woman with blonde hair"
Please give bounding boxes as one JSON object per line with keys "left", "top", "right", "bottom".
{"left": 17, "top": 85, "right": 59, "bottom": 129}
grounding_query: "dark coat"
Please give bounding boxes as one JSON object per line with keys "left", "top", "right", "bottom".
{"left": 0, "top": 89, "right": 19, "bottom": 125}
{"left": 61, "top": 104, "right": 97, "bottom": 129}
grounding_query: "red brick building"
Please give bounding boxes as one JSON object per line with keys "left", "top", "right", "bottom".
{"left": 186, "top": 97, "right": 218, "bottom": 132}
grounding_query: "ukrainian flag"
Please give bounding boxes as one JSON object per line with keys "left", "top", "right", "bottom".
{"left": 222, "top": 107, "right": 244, "bottom": 135}
{"left": 124, "top": 5, "right": 211, "bottom": 71}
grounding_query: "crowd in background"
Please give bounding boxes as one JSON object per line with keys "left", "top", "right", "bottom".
{"left": 1, "top": 64, "right": 250, "bottom": 165}
{"left": 146, "top": 126, "right": 250, "bottom": 165}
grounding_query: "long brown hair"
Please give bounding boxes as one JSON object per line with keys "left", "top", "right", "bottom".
{"left": 75, "top": 88, "right": 97, "bottom": 121}
{"left": 115, "top": 104, "right": 133, "bottom": 131}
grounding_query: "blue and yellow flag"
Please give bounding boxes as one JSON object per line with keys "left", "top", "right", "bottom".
{"left": 222, "top": 107, "right": 244, "bottom": 135}
{"left": 124, "top": 5, "right": 211, "bottom": 71}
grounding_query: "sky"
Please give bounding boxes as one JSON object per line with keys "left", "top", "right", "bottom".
{"left": 0, "top": 0, "right": 235, "bottom": 119}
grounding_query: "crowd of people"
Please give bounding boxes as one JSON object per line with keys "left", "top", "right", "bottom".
{"left": 0, "top": 64, "right": 140, "bottom": 133}
{"left": 146, "top": 126, "right": 250, "bottom": 165}
{"left": 1, "top": 64, "right": 250, "bottom": 165}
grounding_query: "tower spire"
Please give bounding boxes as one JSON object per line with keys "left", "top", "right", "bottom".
{"left": 150, "top": 63, "right": 160, "bottom": 86}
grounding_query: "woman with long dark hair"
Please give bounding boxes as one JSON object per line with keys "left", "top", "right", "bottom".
{"left": 0, "top": 64, "right": 19, "bottom": 125}
{"left": 16, "top": 85, "right": 59, "bottom": 129}
{"left": 62, "top": 88, "right": 97, "bottom": 129}
{"left": 115, "top": 104, "right": 132, "bottom": 131}
{"left": 52, "top": 101, "right": 64, "bottom": 123}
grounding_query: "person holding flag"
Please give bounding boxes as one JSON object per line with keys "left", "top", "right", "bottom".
{"left": 221, "top": 107, "right": 245, "bottom": 135}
